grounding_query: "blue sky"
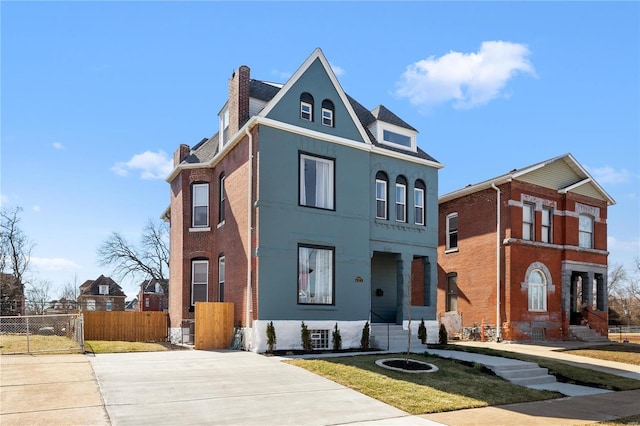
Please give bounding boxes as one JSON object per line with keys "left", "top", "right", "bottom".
{"left": 2, "top": 1, "right": 639, "bottom": 299}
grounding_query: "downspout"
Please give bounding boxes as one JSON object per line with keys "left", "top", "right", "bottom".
{"left": 245, "top": 127, "right": 253, "bottom": 349}
{"left": 491, "top": 183, "right": 502, "bottom": 342}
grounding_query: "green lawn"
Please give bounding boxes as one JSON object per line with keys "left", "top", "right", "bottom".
{"left": 564, "top": 343, "right": 640, "bottom": 366}
{"left": 287, "top": 353, "right": 560, "bottom": 414}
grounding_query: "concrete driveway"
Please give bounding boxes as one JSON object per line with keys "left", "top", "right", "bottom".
{"left": 89, "top": 350, "right": 438, "bottom": 425}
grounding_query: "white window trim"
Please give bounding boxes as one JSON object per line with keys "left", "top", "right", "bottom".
{"left": 527, "top": 269, "right": 548, "bottom": 312}
{"left": 99, "top": 285, "right": 109, "bottom": 295}
{"left": 321, "top": 107, "right": 333, "bottom": 127}
{"left": 579, "top": 214, "right": 594, "bottom": 249}
{"left": 523, "top": 202, "right": 535, "bottom": 241}
{"left": 299, "top": 153, "right": 335, "bottom": 210}
{"left": 192, "top": 183, "right": 210, "bottom": 228}
{"left": 375, "top": 179, "right": 387, "bottom": 220}
{"left": 446, "top": 213, "right": 458, "bottom": 251}
{"left": 218, "top": 255, "right": 225, "bottom": 302}
{"left": 371, "top": 122, "right": 417, "bottom": 152}
{"left": 219, "top": 174, "right": 226, "bottom": 224}
{"left": 191, "top": 260, "right": 209, "bottom": 305}
{"left": 395, "top": 183, "right": 406, "bottom": 222}
{"left": 541, "top": 207, "right": 553, "bottom": 243}
{"left": 414, "top": 187, "right": 425, "bottom": 225}
{"left": 300, "top": 101, "right": 312, "bottom": 121}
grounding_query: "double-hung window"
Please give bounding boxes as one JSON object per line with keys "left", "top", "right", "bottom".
{"left": 528, "top": 269, "right": 547, "bottom": 311}
{"left": 298, "top": 244, "right": 334, "bottom": 305}
{"left": 395, "top": 176, "right": 407, "bottom": 222}
{"left": 300, "top": 92, "right": 314, "bottom": 121}
{"left": 192, "top": 183, "right": 209, "bottom": 228}
{"left": 191, "top": 260, "right": 209, "bottom": 305}
{"left": 414, "top": 180, "right": 426, "bottom": 225}
{"left": 446, "top": 273, "right": 458, "bottom": 312}
{"left": 541, "top": 207, "right": 553, "bottom": 243}
{"left": 446, "top": 213, "right": 458, "bottom": 250}
{"left": 300, "top": 153, "right": 334, "bottom": 210}
{"left": 218, "top": 255, "right": 225, "bottom": 302}
{"left": 99, "top": 285, "right": 109, "bottom": 295}
{"left": 321, "top": 99, "right": 334, "bottom": 127}
{"left": 523, "top": 202, "right": 534, "bottom": 241}
{"left": 375, "top": 171, "right": 388, "bottom": 219}
{"left": 219, "top": 174, "right": 226, "bottom": 224}
{"left": 579, "top": 214, "right": 594, "bottom": 248}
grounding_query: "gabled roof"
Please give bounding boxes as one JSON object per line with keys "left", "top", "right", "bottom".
{"left": 371, "top": 105, "right": 417, "bottom": 131}
{"left": 79, "top": 275, "right": 126, "bottom": 297}
{"left": 140, "top": 278, "right": 168, "bottom": 294}
{"left": 439, "top": 153, "right": 615, "bottom": 205}
{"left": 258, "top": 47, "right": 372, "bottom": 145}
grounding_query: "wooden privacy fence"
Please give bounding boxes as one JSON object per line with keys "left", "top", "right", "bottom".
{"left": 83, "top": 311, "right": 168, "bottom": 342}
{"left": 195, "top": 302, "right": 234, "bottom": 350}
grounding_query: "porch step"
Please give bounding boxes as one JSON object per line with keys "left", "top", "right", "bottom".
{"left": 370, "top": 324, "right": 413, "bottom": 350}
{"left": 492, "top": 364, "right": 557, "bottom": 386}
{"left": 569, "top": 325, "right": 610, "bottom": 343}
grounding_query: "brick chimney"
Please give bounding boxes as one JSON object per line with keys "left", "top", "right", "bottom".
{"left": 228, "top": 65, "right": 250, "bottom": 136}
{"left": 174, "top": 144, "right": 190, "bottom": 166}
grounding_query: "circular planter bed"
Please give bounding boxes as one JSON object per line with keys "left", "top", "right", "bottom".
{"left": 375, "top": 358, "right": 438, "bottom": 373}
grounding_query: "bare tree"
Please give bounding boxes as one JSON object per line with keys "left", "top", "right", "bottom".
{"left": 26, "top": 279, "right": 52, "bottom": 315}
{"left": 97, "top": 219, "right": 169, "bottom": 292}
{"left": 0, "top": 207, "right": 35, "bottom": 315}
{"left": 608, "top": 263, "right": 628, "bottom": 301}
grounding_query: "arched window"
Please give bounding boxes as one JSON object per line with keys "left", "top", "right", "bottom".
{"left": 395, "top": 175, "right": 407, "bottom": 222}
{"left": 321, "top": 99, "right": 334, "bottom": 127}
{"left": 579, "top": 214, "right": 594, "bottom": 249}
{"left": 375, "top": 171, "right": 388, "bottom": 219}
{"left": 528, "top": 269, "right": 547, "bottom": 311}
{"left": 300, "top": 92, "right": 314, "bottom": 121}
{"left": 414, "top": 179, "right": 426, "bottom": 225}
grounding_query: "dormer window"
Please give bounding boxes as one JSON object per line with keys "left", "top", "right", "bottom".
{"left": 300, "top": 92, "right": 314, "bottom": 121}
{"left": 321, "top": 99, "right": 334, "bottom": 127}
{"left": 370, "top": 122, "right": 417, "bottom": 152}
{"left": 219, "top": 105, "right": 229, "bottom": 145}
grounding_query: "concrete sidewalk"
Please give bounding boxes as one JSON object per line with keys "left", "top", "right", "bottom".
{"left": 0, "top": 354, "right": 109, "bottom": 426}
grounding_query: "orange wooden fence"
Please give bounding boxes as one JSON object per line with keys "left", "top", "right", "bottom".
{"left": 83, "top": 311, "right": 168, "bottom": 342}
{"left": 194, "top": 302, "right": 234, "bottom": 350}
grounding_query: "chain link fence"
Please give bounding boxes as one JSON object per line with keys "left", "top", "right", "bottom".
{"left": 0, "top": 314, "right": 84, "bottom": 354}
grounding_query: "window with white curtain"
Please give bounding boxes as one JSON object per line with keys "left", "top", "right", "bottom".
{"left": 414, "top": 179, "right": 426, "bottom": 225}
{"left": 375, "top": 171, "right": 388, "bottom": 219}
{"left": 395, "top": 175, "right": 407, "bottom": 222}
{"left": 528, "top": 269, "right": 547, "bottom": 311}
{"left": 298, "top": 244, "right": 334, "bottom": 305}
{"left": 579, "top": 214, "right": 594, "bottom": 248}
{"left": 299, "top": 153, "right": 334, "bottom": 210}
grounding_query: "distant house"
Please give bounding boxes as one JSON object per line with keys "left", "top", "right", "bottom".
{"left": 125, "top": 298, "right": 138, "bottom": 311}
{"left": 437, "top": 154, "right": 615, "bottom": 342}
{"left": 78, "top": 275, "right": 126, "bottom": 311}
{"left": 46, "top": 297, "right": 79, "bottom": 313}
{"left": 0, "top": 272, "right": 25, "bottom": 316}
{"left": 138, "top": 278, "right": 168, "bottom": 312}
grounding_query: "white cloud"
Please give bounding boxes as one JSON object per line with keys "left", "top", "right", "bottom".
{"left": 395, "top": 41, "right": 535, "bottom": 109}
{"left": 586, "top": 165, "right": 633, "bottom": 185}
{"left": 111, "top": 150, "right": 173, "bottom": 180}
{"left": 0, "top": 194, "right": 9, "bottom": 206}
{"left": 52, "top": 142, "right": 65, "bottom": 150}
{"left": 330, "top": 62, "right": 345, "bottom": 76}
{"left": 272, "top": 69, "right": 292, "bottom": 81}
{"left": 31, "top": 257, "right": 80, "bottom": 272}
{"left": 32, "top": 205, "right": 41, "bottom": 212}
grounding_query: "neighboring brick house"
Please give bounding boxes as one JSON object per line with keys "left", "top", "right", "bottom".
{"left": 138, "top": 278, "right": 168, "bottom": 312}
{"left": 0, "top": 272, "right": 25, "bottom": 316}
{"left": 166, "top": 48, "right": 443, "bottom": 351}
{"left": 437, "top": 154, "right": 615, "bottom": 341}
{"left": 78, "top": 275, "right": 126, "bottom": 311}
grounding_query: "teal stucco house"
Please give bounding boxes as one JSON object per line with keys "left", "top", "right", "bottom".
{"left": 166, "top": 48, "right": 442, "bottom": 351}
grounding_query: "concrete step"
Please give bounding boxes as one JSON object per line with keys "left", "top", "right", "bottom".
{"left": 569, "top": 325, "right": 610, "bottom": 342}
{"left": 491, "top": 363, "right": 557, "bottom": 386}
{"left": 494, "top": 365, "right": 550, "bottom": 380}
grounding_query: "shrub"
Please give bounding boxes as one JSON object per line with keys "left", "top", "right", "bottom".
{"left": 418, "top": 319, "right": 427, "bottom": 344}
{"left": 301, "top": 321, "right": 312, "bottom": 352}
{"left": 332, "top": 323, "right": 342, "bottom": 351}
{"left": 266, "top": 321, "right": 276, "bottom": 353}
{"left": 361, "top": 321, "right": 370, "bottom": 349}
{"left": 439, "top": 323, "right": 448, "bottom": 345}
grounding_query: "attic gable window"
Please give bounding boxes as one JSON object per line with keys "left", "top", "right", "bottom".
{"left": 321, "top": 99, "right": 334, "bottom": 127}
{"left": 99, "top": 285, "right": 109, "bottom": 295}
{"left": 373, "top": 122, "right": 417, "bottom": 152}
{"left": 300, "top": 92, "right": 314, "bottom": 121}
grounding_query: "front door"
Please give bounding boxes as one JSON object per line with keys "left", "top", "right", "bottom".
{"left": 371, "top": 252, "right": 397, "bottom": 323}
